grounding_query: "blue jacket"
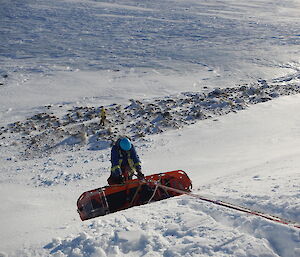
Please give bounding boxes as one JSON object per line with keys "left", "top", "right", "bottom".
{"left": 110, "top": 142, "right": 141, "bottom": 177}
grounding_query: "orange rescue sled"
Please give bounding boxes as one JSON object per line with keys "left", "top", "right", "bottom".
{"left": 77, "top": 170, "right": 192, "bottom": 221}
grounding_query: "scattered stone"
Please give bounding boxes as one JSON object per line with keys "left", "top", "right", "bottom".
{"left": 2, "top": 80, "right": 300, "bottom": 160}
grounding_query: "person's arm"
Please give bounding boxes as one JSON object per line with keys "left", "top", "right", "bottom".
{"left": 130, "top": 145, "right": 141, "bottom": 170}
{"left": 130, "top": 146, "right": 144, "bottom": 179}
{"left": 110, "top": 146, "right": 122, "bottom": 177}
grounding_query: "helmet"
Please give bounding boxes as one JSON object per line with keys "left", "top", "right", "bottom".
{"left": 119, "top": 137, "right": 132, "bottom": 151}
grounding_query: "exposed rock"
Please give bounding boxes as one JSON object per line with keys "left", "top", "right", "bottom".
{"left": 2, "top": 81, "right": 300, "bottom": 159}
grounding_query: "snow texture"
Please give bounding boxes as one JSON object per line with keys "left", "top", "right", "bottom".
{"left": 1, "top": 0, "right": 300, "bottom": 256}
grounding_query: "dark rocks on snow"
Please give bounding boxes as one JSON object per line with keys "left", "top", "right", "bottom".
{"left": 2, "top": 81, "right": 300, "bottom": 159}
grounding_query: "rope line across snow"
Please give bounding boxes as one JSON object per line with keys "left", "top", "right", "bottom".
{"left": 154, "top": 183, "right": 300, "bottom": 230}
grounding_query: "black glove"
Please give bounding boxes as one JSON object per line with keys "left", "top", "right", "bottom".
{"left": 137, "top": 170, "right": 145, "bottom": 180}
{"left": 108, "top": 174, "right": 124, "bottom": 185}
{"left": 117, "top": 175, "right": 124, "bottom": 184}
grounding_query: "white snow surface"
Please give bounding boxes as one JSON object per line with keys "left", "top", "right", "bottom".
{"left": 1, "top": 0, "right": 300, "bottom": 256}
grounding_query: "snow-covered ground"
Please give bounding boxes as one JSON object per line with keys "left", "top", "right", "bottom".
{"left": 2, "top": 89, "right": 300, "bottom": 257}
{"left": 1, "top": 0, "right": 300, "bottom": 256}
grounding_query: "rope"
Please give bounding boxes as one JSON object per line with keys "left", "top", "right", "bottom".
{"left": 156, "top": 183, "right": 300, "bottom": 230}
{"left": 130, "top": 184, "right": 142, "bottom": 206}
{"left": 147, "top": 182, "right": 160, "bottom": 204}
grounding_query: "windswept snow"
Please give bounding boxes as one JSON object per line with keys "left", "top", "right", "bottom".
{"left": 1, "top": 93, "right": 300, "bottom": 257}
{"left": 41, "top": 95, "right": 300, "bottom": 257}
{"left": 1, "top": 0, "right": 300, "bottom": 256}
{"left": 1, "top": 0, "right": 300, "bottom": 87}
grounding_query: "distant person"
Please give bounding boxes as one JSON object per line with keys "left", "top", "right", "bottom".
{"left": 108, "top": 137, "right": 144, "bottom": 185}
{"left": 99, "top": 106, "right": 106, "bottom": 127}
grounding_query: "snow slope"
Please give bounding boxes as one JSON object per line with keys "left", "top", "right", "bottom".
{"left": 1, "top": 0, "right": 300, "bottom": 89}
{"left": 1, "top": 0, "right": 300, "bottom": 256}
{"left": 2, "top": 93, "right": 300, "bottom": 257}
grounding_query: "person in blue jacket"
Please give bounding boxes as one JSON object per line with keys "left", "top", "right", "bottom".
{"left": 108, "top": 137, "right": 145, "bottom": 185}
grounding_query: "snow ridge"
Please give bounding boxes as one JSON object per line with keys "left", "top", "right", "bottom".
{"left": 1, "top": 77, "right": 300, "bottom": 161}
